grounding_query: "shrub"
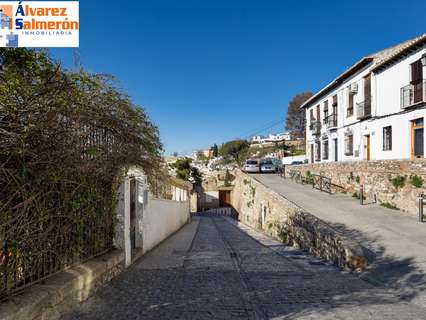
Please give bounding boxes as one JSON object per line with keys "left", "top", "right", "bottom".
{"left": 410, "top": 175, "right": 424, "bottom": 188}
{"left": 305, "top": 171, "right": 314, "bottom": 184}
{"left": 381, "top": 202, "right": 400, "bottom": 210}
{"left": 278, "top": 230, "right": 288, "bottom": 244}
{"left": 352, "top": 192, "right": 365, "bottom": 200}
{"left": 355, "top": 176, "right": 360, "bottom": 183}
{"left": 0, "top": 49, "right": 164, "bottom": 294}
{"left": 390, "top": 175, "right": 406, "bottom": 189}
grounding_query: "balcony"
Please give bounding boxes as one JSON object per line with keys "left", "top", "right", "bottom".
{"left": 325, "top": 114, "right": 337, "bottom": 129}
{"left": 356, "top": 98, "right": 371, "bottom": 120}
{"left": 309, "top": 120, "right": 321, "bottom": 136}
{"left": 401, "top": 80, "right": 426, "bottom": 109}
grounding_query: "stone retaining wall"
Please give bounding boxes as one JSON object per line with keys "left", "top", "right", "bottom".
{"left": 0, "top": 250, "right": 125, "bottom": 320}
{"left": 230, "top": 170, "right": 371, "bottom": 270}
{"left": 286, "top": 159, "right": 426, "bottom": 214}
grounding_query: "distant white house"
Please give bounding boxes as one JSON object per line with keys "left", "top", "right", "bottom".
{"left": 302, "top": 33, "right": 426, "bottom": 163}
{"left": 252, "top": 132, "right": 291, "bottom": 144}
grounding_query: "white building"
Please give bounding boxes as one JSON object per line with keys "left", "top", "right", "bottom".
{"left": 302, "top": 33, "right": 426, "bottom": 163}
{"left": 252, "top": 132, "right": 291, "bottom": 144}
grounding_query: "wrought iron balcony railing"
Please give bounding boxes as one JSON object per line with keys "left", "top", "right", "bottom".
{"left": 356, "top": 98, "right": 372, "bottom": 120}
{"left": 325, "top": 114, "right": 337, "bottom": 129}
{"left": 401, "top": 80, "right": 426, "bottom": 109}
{"left": 309, "top": 120, "right": 321, "bottom": 135}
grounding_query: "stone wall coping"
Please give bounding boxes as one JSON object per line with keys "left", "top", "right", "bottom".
{"left": 291, "top": 158, "right": 426, "bottom": 166}
{"left": 0, "top": 249, "right": 125, "bottom": 320}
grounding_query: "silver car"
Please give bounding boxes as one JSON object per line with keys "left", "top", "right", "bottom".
{"left": 260, "top": 159, "right": 277, "bottom": 173}
{"left": 243, "top": 159, "right": 260, "bottom": 173}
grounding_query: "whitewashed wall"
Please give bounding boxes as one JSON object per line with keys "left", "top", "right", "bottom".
{"left": 306, "top": 42, "right": 426, "bottom": 163}
{"left": 281, "top": 155, "right": 306, "bottom": 165}
{"left": 142, "top": 196, "right": 190, "bottom": 254}
{"left": 114, "top": 167, "right": 191, "bottom": 266}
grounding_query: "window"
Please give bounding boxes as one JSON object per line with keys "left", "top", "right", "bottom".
{"left": 316, "top": 105, "right": 321, "bottom": 123}
{"left": 322, "top": 139, "right": 329, "bottom": 160}
{"left": 344, "top": 134, "right": 354, "bottom": 156}
{"left": 332, "top": 95, "right": 338, "bottom": 118}
{"left": 310, "top": 109, "right": 314, "bottom": 123}
{"left": 383, "top": 126, "right": 392, "bottom": 151}
{"left": 315, "top": 141, "right": 321, "bottom": 161}
{"left": 410, "top": 60, "right": 424, "bottom": 104}
{"left": 323, "top": 100, "right": 329, "bottom": 124}
{"left": 347, "top": 90, "right": 355, "bottom": 117}
{"left": 411, "top": 60, "right": 423, "bottom": 85}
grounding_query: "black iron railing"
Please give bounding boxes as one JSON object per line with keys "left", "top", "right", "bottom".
{"left": 356, "top": 98, "right": 372, "bottom": 120}
{"left": 288, "top": 171, "right": 332, "bottom": 194}
{"left": 309, "top": 120, "right": 321, "bottom": 135}
{"left": 312, "top": 174, "right": 332, "bottom": 194}
{"left": 0, "top": 206, "right": 114, "bottom": 300}
{"left": 325, "top": 114, "right": 337, "bottom": 128}
{"left": 401, "top": 80, "right": 426, "bottom": 109}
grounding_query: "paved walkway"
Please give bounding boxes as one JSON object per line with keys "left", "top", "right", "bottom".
{"left": 251, "top": 174, "right": 426, "bottom": 305}
{"left": 63, "top": 216, "right": 426, "bottom": 319}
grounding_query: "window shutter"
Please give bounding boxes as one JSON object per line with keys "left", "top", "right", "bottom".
{"left": 411, "top": 60, "right": 423, "bottom": 84}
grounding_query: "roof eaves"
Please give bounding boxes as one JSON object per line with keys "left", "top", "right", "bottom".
{"left": 300, "top": 57, "right": 373, "bottom": 109}
{"left": 372, "top": 34, "right": 426, "bottom": 73}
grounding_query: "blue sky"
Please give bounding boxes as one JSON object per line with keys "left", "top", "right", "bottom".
{"left": 51, "top": 0, "right": 426, "bottom": 155}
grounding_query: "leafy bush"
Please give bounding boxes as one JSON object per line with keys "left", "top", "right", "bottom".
{"left": 219, "top": 139, "right": 250, "bottom": 165}
{"left": 0, "top": 49, "right": 164, "bottom": 291}
{"left": 410, "top": 175, "right": 424, "bottom": 188}
{"left": 352, "top": 192, "right": 365, "bottom": 200}
{"left": 381, "top": 202, "right": 400, "bottom": 210}
{"left": 390, "top": 175, "right": 406, "bottom": 189}
{"left": 305, "top": 171, "right": 314, "bottom": 184}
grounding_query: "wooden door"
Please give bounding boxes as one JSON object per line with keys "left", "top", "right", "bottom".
{"left": 365, "top": 135, "right": 371, "bottom": 160}
{"left": 219, "top": 191, "right": 231, "bottom": 207}
{"left": 411, "top": 118, "right": 424, "bottom": 159}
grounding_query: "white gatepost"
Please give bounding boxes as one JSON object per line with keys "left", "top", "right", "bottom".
{"left": 124, "top": 178, "right": 132, "bottom": 267}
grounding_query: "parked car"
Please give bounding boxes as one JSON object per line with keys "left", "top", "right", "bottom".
{"left": 243, "top": 159, "right": 260, "bottom": 173}
{"left": 260, "top": 159, "right": 277, "bottom": 173}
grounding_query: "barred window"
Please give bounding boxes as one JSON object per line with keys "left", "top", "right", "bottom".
{"left": 323, "top": 100, "right": 329, "bottom": 124}
{"left": 322, "top": 139, "right": 329, "bottom": 160}
{"left": 315, "top": 141, "right": 321, "bottom": 161}
{"left": 347, "top": 91, "right": 355, "bottom": 117}
{"left": 345, "top": 134, "right": 353, "bottom": 156}
{"left": 383, "top": 126, "right": 392, "bottom": 151}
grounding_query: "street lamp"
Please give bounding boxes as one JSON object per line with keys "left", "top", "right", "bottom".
{"left": 421, "top": 53, "right": 426, "bottom": 67}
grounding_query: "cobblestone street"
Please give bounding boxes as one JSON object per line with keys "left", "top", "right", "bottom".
{"left": 64, "top": 216, "right": 426, "bottom": 319}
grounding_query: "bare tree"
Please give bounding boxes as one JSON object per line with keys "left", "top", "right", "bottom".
{"left": 285, "top": 92, "right": 313, "bottom": 139}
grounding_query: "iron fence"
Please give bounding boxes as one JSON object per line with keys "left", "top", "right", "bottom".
{"left": 312, "top": 174, "right": 332, "bottom": 194}
{"left": 0, "top": 207, "right": 114, "bottom": 300}
{"left": 288, "top": 170, "right": 332, "bottom": 194}
{"left": 0, "top": 119, "right": 117, "bottom": 300}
